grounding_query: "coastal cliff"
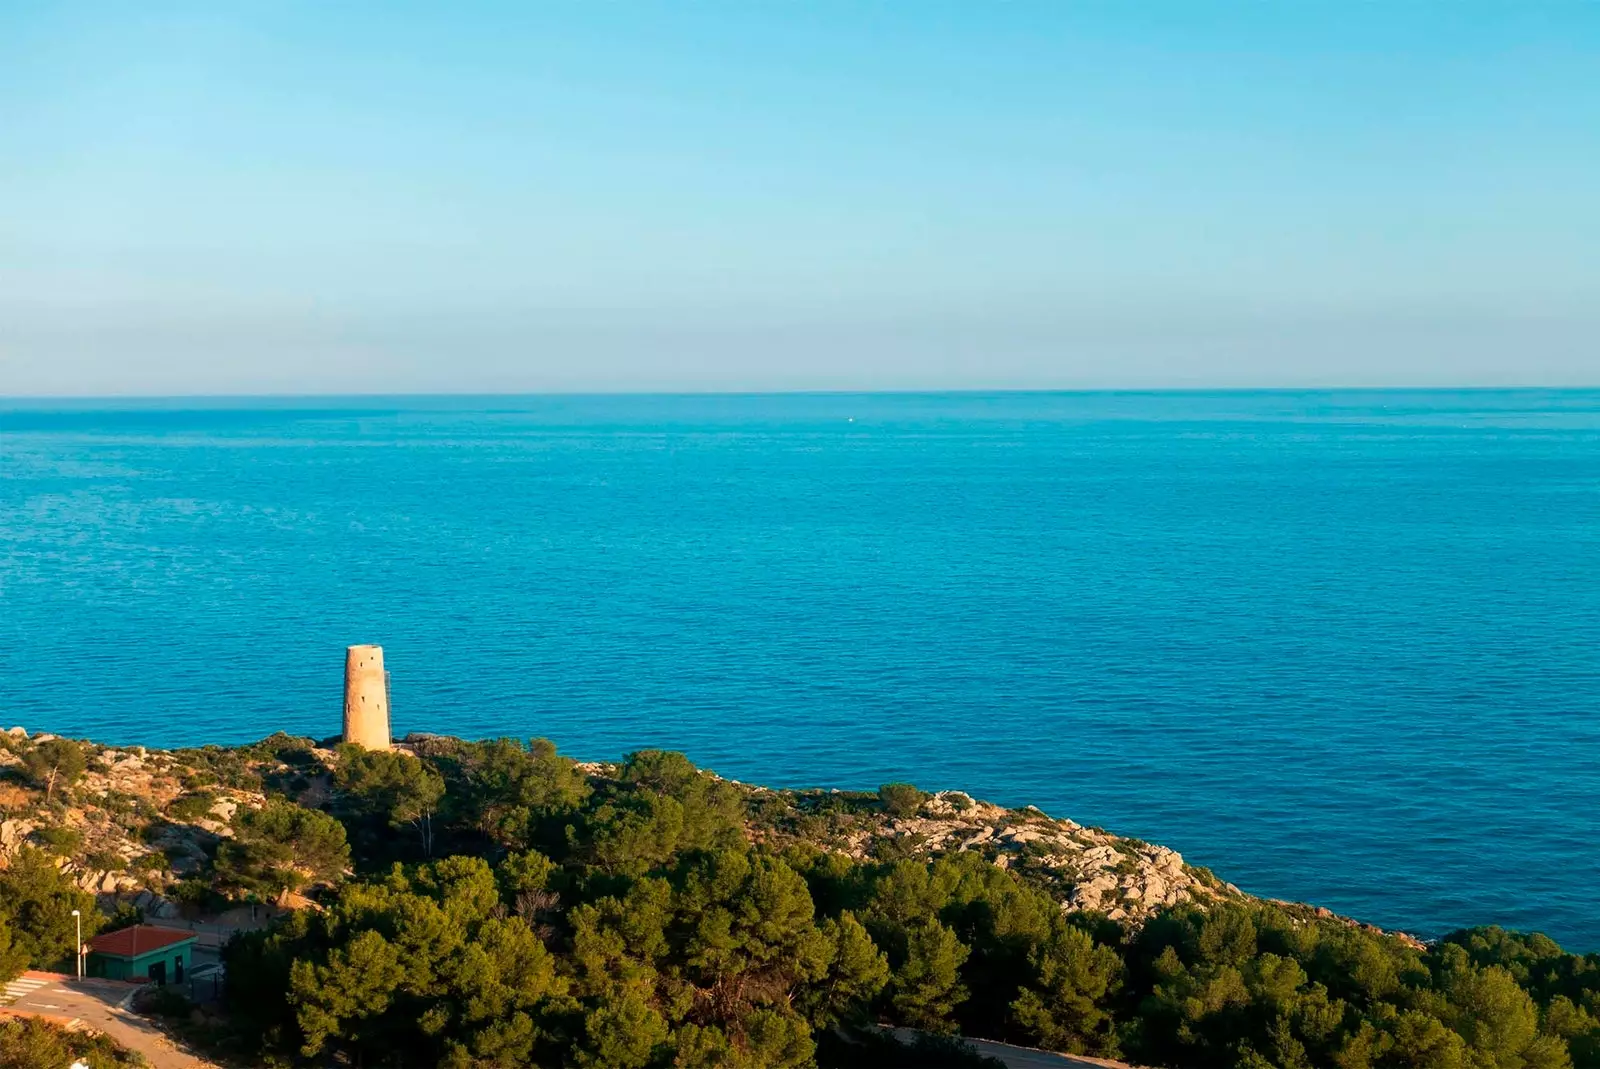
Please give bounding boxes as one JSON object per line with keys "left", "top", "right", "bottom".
{"left": 2, "top": 727, "right": 1593, "bottom": 1069}
{"left": 1, "top": 727, "right": 1231, "bottom": 928}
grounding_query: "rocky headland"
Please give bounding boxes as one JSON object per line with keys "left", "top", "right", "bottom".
{"left": 4, "top": 724, "right": 1590, "bottom": 1069}
{"left": 0, "top": 725, "right": 1392, "bottom": 941}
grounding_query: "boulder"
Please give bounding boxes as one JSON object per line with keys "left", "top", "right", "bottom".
{"left": 960, "top": 827, "right": 995, "bottom": 849}
{"left": 0, "top": 819, "right": 36, "bottom": 856}
{"left": 1003, "top": 826, "right": 1046, "bottom": 845}
{"left": 165, "top": 849, "right": 206, "bottom": 876}
{"left": 1068, "top": 873, "right": 1119, "bottom": 910}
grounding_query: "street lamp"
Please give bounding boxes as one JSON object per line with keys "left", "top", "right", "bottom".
{"left": 70, "top": 909, "right": 81, "bottom": 979}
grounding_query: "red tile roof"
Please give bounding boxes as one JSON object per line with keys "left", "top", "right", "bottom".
{"left": 86, "top": 925, "right": 196, "bottom": 958}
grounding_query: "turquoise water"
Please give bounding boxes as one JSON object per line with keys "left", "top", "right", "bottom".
{"left": 2, "top": 390, "right": 1598, "bottom": 947}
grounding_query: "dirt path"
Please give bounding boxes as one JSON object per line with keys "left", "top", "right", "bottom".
{"left": 2, "top": 971, "right": 219, "bottom": 1069}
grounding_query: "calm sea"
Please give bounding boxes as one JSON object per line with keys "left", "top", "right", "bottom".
{"left": 2, "top": 391, "right": 1597, "bottom": 948}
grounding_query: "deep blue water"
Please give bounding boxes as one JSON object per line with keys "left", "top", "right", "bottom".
{"left": 2, "top": 390, "right": 1598, "bottom": 949}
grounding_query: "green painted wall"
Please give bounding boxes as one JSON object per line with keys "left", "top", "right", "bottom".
{"left": 88, "top": 940, "right": 195, "bottom": 984}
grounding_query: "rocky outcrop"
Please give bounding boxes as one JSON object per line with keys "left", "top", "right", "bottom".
{"left": 96, "top": 887, "right": 184, "bottom": 920}
{"left": 145, "top": 822, "right": 221, "bottom": 877}
{"left": 72, "top": 864, "right": 144, "bottom": 894}
{"left": 763, "top": 790, "right": 1240, "bottom": 923}
{"left": 0, "top": 736, "right": 265, "bottom": 902}
{"left": 80, "top": 747, "right": 186, "bottom": 809}
{"left": 0, "top": 817, "right": 37, "bottom": 857}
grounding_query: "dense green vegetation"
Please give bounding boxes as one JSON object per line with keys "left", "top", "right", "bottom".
{"left": 0, "top": 1015, "right": 143, "bottom": 1069}
{"left": 20, "top": 737, "right": 86, "bottom": 803}
{"left": 877, "top": 782, "right": 928, "bottom": 819}
{"left": 4, "top": 731, "right": 1600, "bottom": 1069}
{"left": 208, "top": 737, "right": 1600, "bottom": 1069}
{"left": 0, "top": 847, "right": 99, "bottom": 972}
{"left": 213, "top": 798, "right": 350, "bottom": 899}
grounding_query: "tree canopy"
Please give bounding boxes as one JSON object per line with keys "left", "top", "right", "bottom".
{"left": 1, "top": 731, "right": 1593, "bottom": 1068}
{"left": 21, "top": 738, "right": 86, "bottom": 803}
{"left": 334, "top": 744, "right": 447, "bottom": 856}
{"left": 0, "top": 847, "right": 99, "bottom": 972}
{"left": 214, "top": 798, "right": 350, "bottom": 898}
{"left": 197, "top": 738, "right": 1600, "bottom": 1069}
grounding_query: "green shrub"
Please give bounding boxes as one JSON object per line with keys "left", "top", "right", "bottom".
{"left": 31, "top": 825, "right": 82, "bottom": 855}
{"left": 135, "top": 984, "right": 194, "bottom": 1018}
{"left": 238, "top": 732, "right": 316, "bottom": 765}
{"left": 171, "top": 877, "right": 229, "bottom": 916}
{"left": 100, "top": 790, "right": 158, "bottom": 827}
{"left": 21, "top": 739, "right": 87, "bottom": 803}
{"left": 878, "top": 782, "right": 927, "bottom": 818}
{"left": 0, "top": 1015, "right": 143, "bottom": 1067}
{"left": 166, "top": 791, "right": 219, "bottom": 823}
{"left": 129, "top": 852, "right": 169, "bottom": 878}
{"left": 171, "top": 745, "right": 262, "bottom": 791}
{"left": 85, "top": 849, "right": 126, "bottom": 873}
{"left": 104, "top": 902, "right": 143, "bottom": 931}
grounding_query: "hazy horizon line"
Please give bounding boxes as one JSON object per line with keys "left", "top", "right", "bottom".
{"left": 6, "top": 383, "right": 1600, "bottom": 405}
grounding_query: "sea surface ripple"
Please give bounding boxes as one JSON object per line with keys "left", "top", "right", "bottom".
{"left": 2, "top": 390, "right": 1597, "bottom": 948}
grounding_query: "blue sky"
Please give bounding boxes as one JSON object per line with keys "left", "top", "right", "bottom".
{"left": 1, "top": 1, "right": 1596, "bottom": 394}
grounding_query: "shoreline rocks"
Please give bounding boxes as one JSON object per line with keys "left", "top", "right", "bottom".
{"left": 825, "top": 790, "right": 1236, "bottom": 922}
{"left": 1, "top": 729, "right": 1420, "bottom": 942}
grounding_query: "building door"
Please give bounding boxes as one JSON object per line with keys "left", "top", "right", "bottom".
{"left": 175, "top": 957, "right": 184, "bottom": 983}
{"left": 149, "top": 961, "right": 167, "bottom": 985}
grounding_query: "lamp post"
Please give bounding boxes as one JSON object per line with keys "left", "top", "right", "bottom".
{"left": 70, "top": 909, "right": 82, "bottom": 979}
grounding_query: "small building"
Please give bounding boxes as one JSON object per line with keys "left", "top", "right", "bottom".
{"left": 85, "top": 925, "right": 197, "bottom": 985}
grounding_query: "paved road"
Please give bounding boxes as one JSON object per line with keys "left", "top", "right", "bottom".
{"left": 3, "top": 970, "right": 1128, "bottom": 1069}
{"left": 964, "top": 1036, "right": 1137, "bottom": 1069}
{"left": 886, "top": 1027, "right": 1137, "bottom": 1069}
{"left": 2, "top": 971, "right": 219, "bottom": 1069}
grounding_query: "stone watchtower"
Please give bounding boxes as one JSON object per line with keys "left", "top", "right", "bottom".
{"left": 343, "top": 644, "right": 392, "bottom": 750}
